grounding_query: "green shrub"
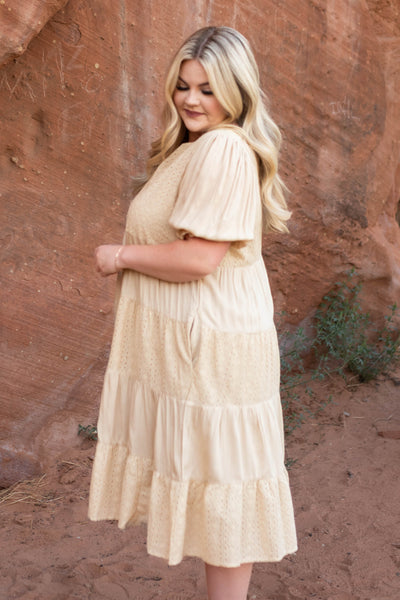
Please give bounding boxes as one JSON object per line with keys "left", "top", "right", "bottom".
{"left": 314, "top": 272, "right": 400, "bottom": 382}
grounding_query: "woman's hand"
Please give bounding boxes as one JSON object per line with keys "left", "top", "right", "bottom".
{"left": 94, "top": 244, "right": 122, "bottom": 277}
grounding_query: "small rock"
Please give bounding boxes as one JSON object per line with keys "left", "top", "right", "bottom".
{"left": 377, "top": 430, "right": 400, "bottom": 440}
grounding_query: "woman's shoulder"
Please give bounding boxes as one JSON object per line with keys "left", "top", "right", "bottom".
{"left": 180, "top": 126, "right": 258, "bottom": 191}
{"left": 192, "top": 126, "right": 255, "bottom": 165}
{"left": 195, "top": 125, "right": 247, "bottom": 147}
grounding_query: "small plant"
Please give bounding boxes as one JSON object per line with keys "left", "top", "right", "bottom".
{"left": 278, "top": 320, "right": 324, "bottom": 433}
{"left": 314, "top": 271, "right": 400, "bottom": 382}
{"left": 78, "top": 424, "right": 98, "bottom": 441}
{"left": 285, "top": 457, "right": 298, "bottom": 470}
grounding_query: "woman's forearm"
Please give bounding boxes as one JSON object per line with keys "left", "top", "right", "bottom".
{"left": 118, "top": 238, "right": 230, "bottom": 282}
{"left": 95, "top": 238, "right": 230, "bottom": 283}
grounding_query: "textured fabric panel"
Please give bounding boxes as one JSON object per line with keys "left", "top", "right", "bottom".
{"left": 107, "top": 298, "right": 193, "bottom": 398}
{"left": 125, "top": 143, "right": 193, "bottom": 246}
{"left": 192, "top": 326, "right": 281, "bottom": 406}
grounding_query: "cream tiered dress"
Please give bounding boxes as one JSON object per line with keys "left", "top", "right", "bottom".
{"left": 88, "top": 127, "right": 297, "bottom": 566}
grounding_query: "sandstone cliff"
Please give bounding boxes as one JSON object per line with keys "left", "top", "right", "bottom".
{"left": 0, "top": 0, "right": 399, "bottom": 486}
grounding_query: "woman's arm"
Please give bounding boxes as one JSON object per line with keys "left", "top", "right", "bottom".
{"left": 95, "top": 237, "right": 230, "bottom": 283}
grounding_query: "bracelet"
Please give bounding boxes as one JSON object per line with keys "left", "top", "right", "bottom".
{"left": 114, "top": 245, "right": 123, "bottom": 272}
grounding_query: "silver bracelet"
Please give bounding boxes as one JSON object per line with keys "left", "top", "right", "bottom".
{"left": 114, "top": 246, "right": 123, "bottom": 272}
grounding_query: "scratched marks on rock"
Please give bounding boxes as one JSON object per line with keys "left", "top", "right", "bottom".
{"left": 0, "top": 40, "right": 106, "bottom": 143}
{"left": 329, "top": 95, "right": 360, "bottom": 122}
{"left": 0, "top": 42, "right": 103, "bottom": 101}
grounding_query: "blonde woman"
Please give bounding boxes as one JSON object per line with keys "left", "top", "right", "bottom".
{"left": 89, "top": 26, "right": 297, "bottom": 600}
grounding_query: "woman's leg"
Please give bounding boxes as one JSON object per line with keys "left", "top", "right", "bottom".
{"left": 205, "top": 562, "right": 253, "bottom": 600}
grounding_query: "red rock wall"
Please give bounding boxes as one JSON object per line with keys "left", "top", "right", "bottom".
{"left": 1, "top": 0, "right": 399, "bottom": 486}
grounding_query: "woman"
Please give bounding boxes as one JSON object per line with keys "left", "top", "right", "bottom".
{"left": 89, "top": 26, "right": 297, "bottom": 600}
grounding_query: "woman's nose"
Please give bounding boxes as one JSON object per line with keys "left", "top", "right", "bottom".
{"left": 185, "top": 88, "right": 200, "bottom": 105}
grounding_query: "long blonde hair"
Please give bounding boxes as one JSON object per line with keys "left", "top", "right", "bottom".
{"left": 147, "top": 26, "right": 290, "bottom": 233}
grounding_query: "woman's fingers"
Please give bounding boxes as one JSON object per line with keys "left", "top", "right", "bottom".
{"left": 95, "top": 244, "right": 120, "bottom": 276}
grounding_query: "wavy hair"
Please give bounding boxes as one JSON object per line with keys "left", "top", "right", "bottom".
{"left": 146, "top": 26, "right": 290, "bottom": 233}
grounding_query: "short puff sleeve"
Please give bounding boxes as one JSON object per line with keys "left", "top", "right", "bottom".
{"left": 169, "top": 129, "right": 259, "bottom": 242}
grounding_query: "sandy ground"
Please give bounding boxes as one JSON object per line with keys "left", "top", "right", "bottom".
{"left": 1, "top": 371, "right": 400, "bottom": 600}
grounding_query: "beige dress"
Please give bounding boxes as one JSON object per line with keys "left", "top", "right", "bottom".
{"left": 88, "top": 127, "right": 297, "bottom": 567}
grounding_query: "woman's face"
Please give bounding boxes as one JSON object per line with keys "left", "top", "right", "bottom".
{"left": 173, "top": 59, "right": 226, "bottom": 142}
